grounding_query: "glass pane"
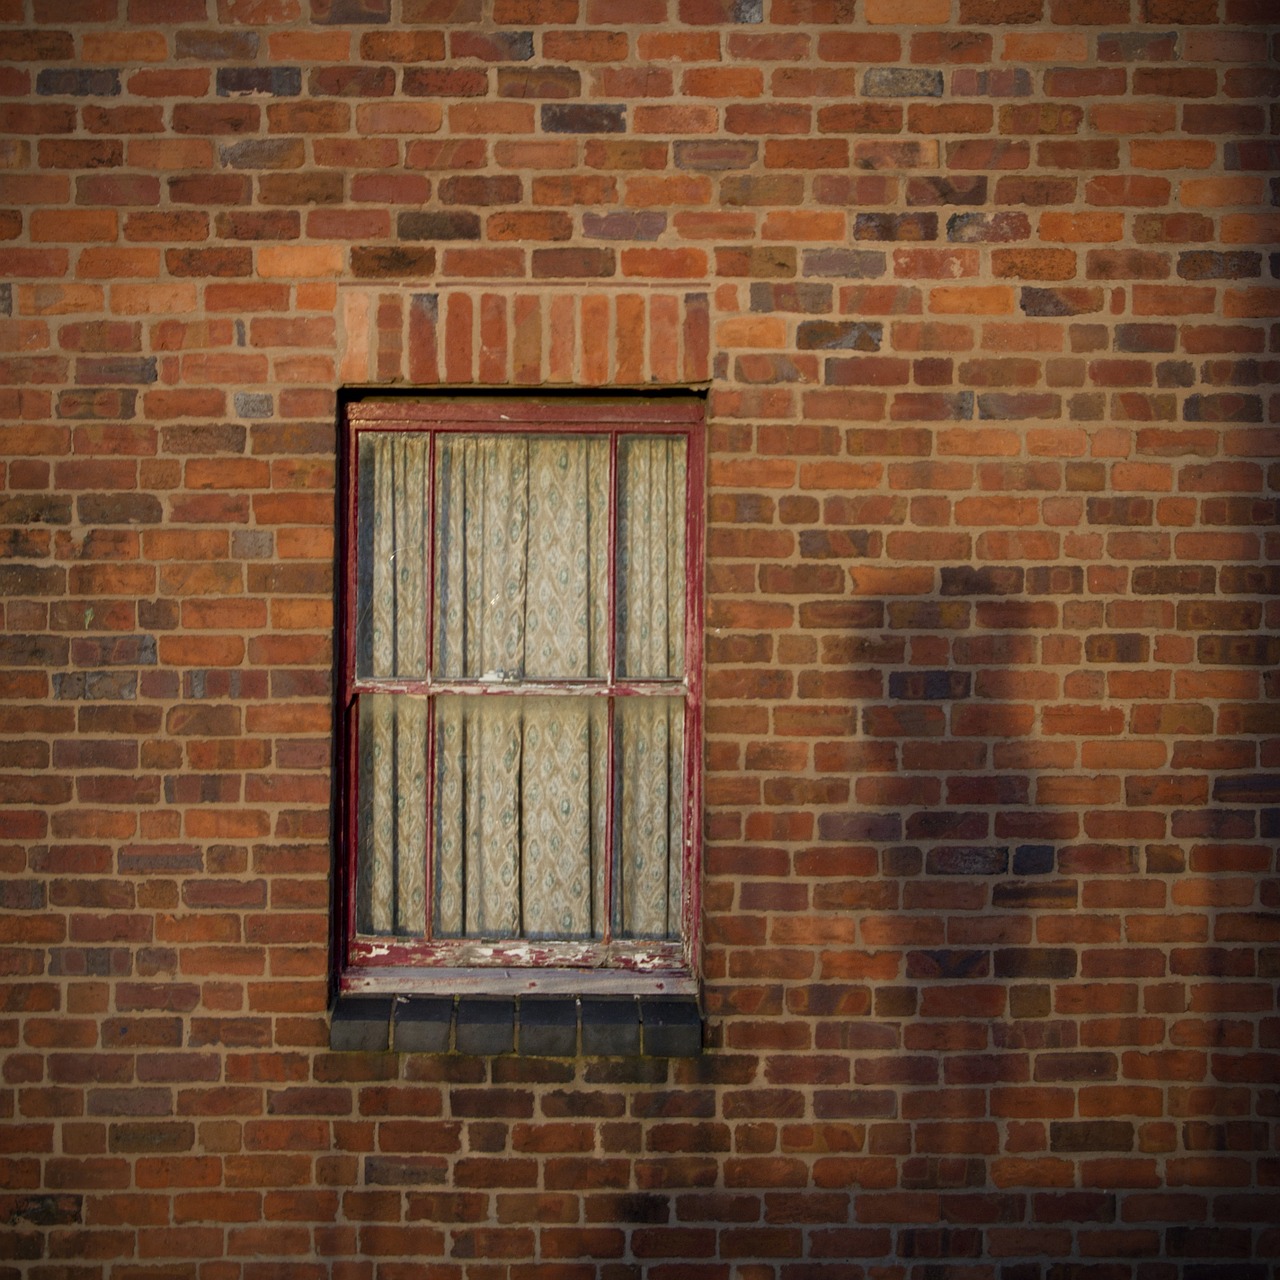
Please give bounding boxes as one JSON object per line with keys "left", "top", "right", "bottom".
{"left": 434, "top": 695, "right": 608, "bottom": 940}
{"left": 434, "top": 435, "right": 609, "bottom": 681}
{"left": 356, "top": 694, "right": 427, "bottom": 937}
{"left": 356, "top": 433, "right": 430, "bottom": 679}
{"left": 614, "top": 696, "right": 685, "bottom": 939}
{"left": 617, "top": 436, "right": 687, "bottom": 679}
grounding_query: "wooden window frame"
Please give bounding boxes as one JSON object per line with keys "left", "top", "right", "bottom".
{"left": 335, "top": 394, "right": 705, "bottom": 998}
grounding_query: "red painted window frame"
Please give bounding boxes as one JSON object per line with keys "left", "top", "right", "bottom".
{"left": 335, "top": 395, "right": 705, "bottom": 997}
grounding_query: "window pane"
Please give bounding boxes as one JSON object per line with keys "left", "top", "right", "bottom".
{"left": 615, "top": 696, "right": 685, "bottom": 939}
{"left": 434, "top": 695, "right": 608, "bottom": 940}
{"left": 355, "top": 433, "right": 430, "bottom": 679}
{"left": 356, "top": 694, "right": 427, "bottom": 937}
{"left": 435, "top": 435, "right": 609, "bottom": 681}
{"left": 617, "top": 436, "right": 686, "bottom": 679}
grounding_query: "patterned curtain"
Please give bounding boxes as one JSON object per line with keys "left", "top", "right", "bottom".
{"left": 356, "top": 434, "right": 429, "bottom": 936}
{"left": 616, "top": 437, "right": 687, "bottom": 938}
{"left": 355, "top": 430, "right": 687, "bottom": 944}
{"left": 433, "top": 436, "right": 610, "bottom": 939}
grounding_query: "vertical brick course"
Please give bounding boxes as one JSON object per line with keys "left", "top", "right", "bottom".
{"left": 1, "top": 0, "right": 1278, "bottom": 1272}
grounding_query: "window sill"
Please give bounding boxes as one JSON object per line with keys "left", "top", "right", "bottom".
{"left": 340, "top": 964, "right": 698, "bottom": 998}
{"left": 330, "top": 992, "right": 703, "bottom": 1057}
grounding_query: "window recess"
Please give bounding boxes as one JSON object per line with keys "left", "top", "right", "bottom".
{"left": 336, "top": 395, "right": 704, "bottom": 1000}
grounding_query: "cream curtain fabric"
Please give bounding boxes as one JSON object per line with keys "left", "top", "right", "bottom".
{"left": 356, "top": 430, "right": 686, "bottom": 944}
{"left": 356, "top": 434, "right": 429, "bottom": 936}
{"left": 433, "top": 435, "right": 610, "bottom": 939}
{"left": 616, "top": 438, "right": 687, "bottom": 939}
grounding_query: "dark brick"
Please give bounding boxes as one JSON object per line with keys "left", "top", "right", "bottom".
{"left": 176, "top": 30, "right": 260, "bottom": 60}
{"left": 908, "top": 813, "right": 989, "bottom": 842}
{"left": 889, "top": 671, "right": 972, "bottom": 700}
{"left": 1219, "top": 566, "right": 1280, "bottom": 595}
{"left": 71, "top": 635, "right": 157, "bottom": 667}
{"left": 994, "top": 949, "right": 1077, "bottom": 979}
{"left": 925, "top": 847, "right": 1008, "bottom": 877}
{"left": 216, "top": 67, "right": 301, "bottom": 98}
{"left": 1225, "top": 141, "right": 1280, "bottom": 172}
{"left": 951, "top": 67, "right": 1034, "bottom": 96}
{"left": 584, "top": 212, "right": 666, "bottom": 241}
{"left": 1183, "top": 394, "right": 1263, "bottom": 423}
{"left": 855, "top": 213, "right": 938, "bottom": 242}
{"left": 818, "top": 812, "right": 903, "bottom": 841}
{"left": 52, "top": 672, "right": 137, "bottom": 702}
{"left": 1115, "top": 324, "right": 1176, "bottom": 353}
{"left": 864, "top": 68, "right": 944, "bottom": 98}
{"left": 313, "top": 0, "right": 392, "bottom": 21}
{"left": 796, "top": 321, "right": 882, "bottom": 351}
{"left": 0, "top": 495, "right": 72, "bottom": 524}
{"left": 797, "top": 529, "right": 875, "bottom": 558}
{"left": 218, "top": 139, "right": 304, "bottom": 172}
{"left": 36, "top": 68, "right": 121, "bottom": 97}
{"left": 1013, "top": 846, "right": 1056, "bottom": 876}
{"left": 1178, "top": 251, "right": 1262, "bottom": 281}
{"left": 1087, "top": 497, "right": 1153, "bottom": 526}
{"left": 801, "top": 249, "right": 885, "bottom": 279}
{"left": 750, "top": 282, "right": 834, "bottom": 313}
{"left": 1097, "top": 30, "right": 1178, "bottom": 61}
{"left": 940, "top": 567, "right": 1025, "bottom": 597}
{"left": 542, "top": 104, "right": 626, "bottom": 134}
{"left": 71, "top": 355, "right": 156, "bottom": 384}
{"left": 907, "top": 176, "right": 988, "bottom": 206}
{"left": 907, "top": 950, "right": 991, "bottom": 980}
{"left": 352, "top": 246, "right": 436, "bottom": 278}
{"left": 0, "top": 566, "right": 67, "bottom": 597}
{"left": 1049, "top": 1122, "right": 1134, "bottom": 1153}
{"left": 364, "top": 1157, "right": 448, "bottom": 1186}
{"left": 947, "top": 212, "right": 1032, "bottom": 244}
{"left": 1021, "top": 287, "right": 1105, "bottom": 317}
{"left": 398, "top": 211, "right": 481, "bottom": 241}
{"left": 5, "top": 1195, "right": 84, "bottom": 1227}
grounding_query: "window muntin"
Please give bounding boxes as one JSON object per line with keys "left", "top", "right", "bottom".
{"left": 339, "top": 398, "right": 702, "bottom": 994}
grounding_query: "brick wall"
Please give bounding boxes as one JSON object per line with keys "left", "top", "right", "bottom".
{"left": 2, "top": 0, "right": 1278, "bottom": 1272}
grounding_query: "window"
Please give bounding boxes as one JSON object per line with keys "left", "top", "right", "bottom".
{"left": 336, "top": 396, "right": 703, "bottom": 998}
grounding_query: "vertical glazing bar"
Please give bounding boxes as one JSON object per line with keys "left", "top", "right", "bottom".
{"left": 601, "top": 429, "right": 619, "bottom": 945}
{"left": 423, "top": 429, "right": 437, "bottom": 941}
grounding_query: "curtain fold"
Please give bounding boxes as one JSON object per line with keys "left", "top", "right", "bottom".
{"left": 616, "top": 697, "right": 684, "bottom": 939}
{"left": 616, "top": 437, "right": 687, "bottom": 939}
{"left": 356, "top": 434, "right": 429, "bottom": 936}
{"left": 433, "top": 436, "right": 609, "bottom": 939}
{"left": 435, "top": 697, "right": 606, "bottom": 939}
{"left": 618, "top": 436, "right": 686, "bottom": 680}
